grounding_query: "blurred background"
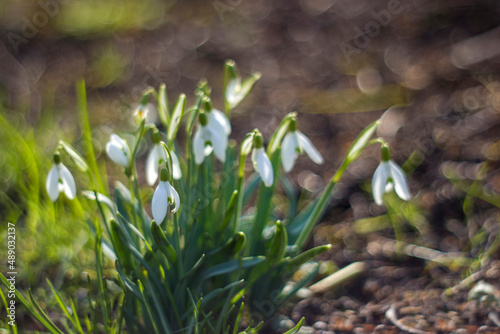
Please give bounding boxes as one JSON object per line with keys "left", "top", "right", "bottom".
{"left": 2, "top": 0, "right": 500, "bottom": 234}
{"left": 1, "top": 0, "right": 500, "bottom": 168}
{"left": 2, "top": 0, "right": 500, "bottom": 330}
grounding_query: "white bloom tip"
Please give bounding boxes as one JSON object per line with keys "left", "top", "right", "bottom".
{"left": 252, "top": 147, "right": 274, "bottom": 187}
{"left": 46, "top": 162, "right": 76, "bottom": 202}
{"left": 372, "top": 160, "right": 411, "bottom": 205}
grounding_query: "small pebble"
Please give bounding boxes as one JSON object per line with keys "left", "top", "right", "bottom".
{"left": 353, "top": 327, "right": 364, "bottom": 334}
{"left": 313, "top": 321, "right": 328, "bottom": 330}
{"left": 453, "top": 329, "right": 468, "bottom": 334}
{"left": 297, "top": 326, "right": 315, "bottom": 334}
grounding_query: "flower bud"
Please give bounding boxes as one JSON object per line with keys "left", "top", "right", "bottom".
{"left": 53, "top": 151, "right": 61, "bottom": 164}
{"left": 199, "top": 112, "right": 208, "bottom": 126}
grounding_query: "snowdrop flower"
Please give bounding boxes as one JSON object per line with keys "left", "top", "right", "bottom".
{"left": 46, "top": 152, "right": 76, "bottom": 202}
{"left": 151, "top": 167, "right": 180, "bottom": 224}
{"left": 281, "top": 118, "right": 324, "bottom": 172}
{"left": 202, "top": 97, "right": 231, "bottom": 136}
{"left": 224, "top": 59, "right": 261, "bottom": 110}
{"left": 146, "top": 130, "right": 181, "bottom": 185}
{"left": 372, "top": 145, "right": 411, "bottom": 206}
{"left": 106, "top": 134, "right": 131, "bottom": 167}
{"left": 251, "top": 132, "right": 273, "bottom": 187}
{"left": 134, "top": 92, "right": 151, "bottom": 123}
{"left": 208, "top": 107, "right": 231, "bottom": 135}
{"left": 225, "top": 76, "right": 244, "bottom": 108}
{"left": 134, "top": 103, "right": 151, "bottom": 123}
{"left": 193, "top": 112, "right": 228, "bottom": 164}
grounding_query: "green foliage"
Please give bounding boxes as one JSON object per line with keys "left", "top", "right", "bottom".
{"left": 0, "top": 106, "right": 94, "bottom": 290}
{"left": 2, "top": 61, "right": 390, "bottom": 333}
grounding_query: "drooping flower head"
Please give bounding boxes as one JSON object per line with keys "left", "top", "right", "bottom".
{"left": 251, "top": 131, "right": 273, "bottom": 187}
{"left": 134, "top": 92, "right": 151, "bottom": 124}
{"left": 371, "top": 144, "right": 411, "bottom": 206}
{"left": 224, "top": 59, "right": 261, "bottom": 111}
{"left": 225, "top": 75, "right": 243, "bottom": 108}
{"left": 193, "top": 111, "right": 228, "bottom": 164}
{"left": 106, "top": 134, "right": 132, "bottom": 168}
{"left": 203, "top": 97, "right": 231, "bottom": 136}
{"left": 281, "top": 118, "right": 324, "bottom": 172}
{"left": 146, "top": 129, "right": 181, "bottom": 186}
{"left": 151, "top": 167, "right": 180, "bottom": 224}
{"left": 46, "top": 151, "right": 76, "bottom": 202}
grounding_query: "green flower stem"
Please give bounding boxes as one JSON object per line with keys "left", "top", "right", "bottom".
{"left": 294, "top": 157, "right": 357, "bottom": 251}
{"left": 233, "top": 150, "right": 248, "bottom": 233}
{"left": 294, "top": 176, "right": 336, "bottom": 251}
{"left": 234, "top": 132, "right": 254, "bottom": 233}
{"left": 249, "top": 150, "right": 280, "bottom": 255}
{"left": 295, "top": 150, "right": 356, "bottom": 250}
{"left": 162, "top": 271, "right": 183, "bottom": 329}
{"left": 200, "top": 158, "right": 210, "bottom": 232}
{"left": 125, "top": 120, "right": 146, "bottom": 232}
{"left": 173, "top": 214, "right": 185, "bottom": 279}
{"left": 76, "top": 79, "right": 106, "bottom": 194}
{"left": 85, "top": 170, "right": 115, "bottom": 253}
{"left": 95, "top": 230, "right": 111, "bottom": 330}
{"left": 137, "top": 280, "right": 160, "bottom": 334}
{"left": 386, "top": 202, "right": 405, "bottom": 253}
{"left": 185, "top": 96, "right": 204, "bottom": 213}
{"left": 234, "top": 174, "right": 245, "bottom": 233}
{"left": 295, "top": 121, "right": 381, "bottom": 250}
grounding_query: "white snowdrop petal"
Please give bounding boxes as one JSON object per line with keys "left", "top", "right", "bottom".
{"left": 255, "top": 148, "right": 274, "bottom": 187}
{"left": 210, "top": 128, "right": 228, "bottom": 163}
{"left": 372, "top": 162, "right": 389, "bottom": 206}
{"left": 225, "top": 78, "right": 241, "bottom": 105}
{"left": 167, "top": 181, "right": 181, "bottom": 213}
{"left": 251, "top": 148, "right": 258, "bottom": 170}
{"left": 101, "top": 242, "right": 117, "bottom": 261}
{"left": 210, "top": 108, "right": 231, "bottom": 135}
{"left": 146, "top": 146, "right": 160, "bottom": 186}
{"left": 107, "top": 134, "right": 131, "bottom": 167}
{"left": 107, "top": 143, "right": 129, "bottom": 167}
{"left": 281, "top": 132, "right": 298, "bottom": 172}
{"left": 207, "top": 115, "right": 226, "bottom": 137}
{"left": 170, "top": 150, "right": 182, "bottom": 180}
{"left": 297, "top": 131, "right": 324, "bottom": 165}
{"left": 193, "top": 127, "right": 206, "bottom": 165}
{"left": 46, "top": 164, "right": 60, "bottom": 202}
{"left": 112, "top": 134, "right": 130, "bottom": 155}
{"left": 203, "top": 144, "right": 214, "bottom": 156}
{"left": 389, "top": 160, "right": 412, "bottom": 201}
{"left": 152, "top": 182, "right": 169, "bottom": 224}
{"left": 59, "top": 163, "right": 77, "bottom": 200}
{"left": 107, "top": 143, "right": 127, "bottom": 167}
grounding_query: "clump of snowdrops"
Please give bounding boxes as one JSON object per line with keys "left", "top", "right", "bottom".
{"left": 5, "top": 60, "right": 412, "bottom": 333}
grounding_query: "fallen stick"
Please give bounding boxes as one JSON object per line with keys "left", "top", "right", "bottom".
{"left": 385, "top": 305, "right": 431, "bottom": 334}
{"left": 308, "top": 261, "right": 367, "bottom": 295}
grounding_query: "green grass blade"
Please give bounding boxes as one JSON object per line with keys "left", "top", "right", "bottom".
{"left": 202, "top": 257, "right": 264, "bottom": 279}
{"left": 28, "top": 289, "right": 65, "bottom": 334}
{"left": 69, "top": 298, "right": 84, "bottom": 334}
{"left": 46, "top": 279, "right": 85, "bottom": 334}
{"left": 167, "top": 93, "right": 186, "bottom": 144}
{"left": 0, "top": 284, "right": 17, "bottom": 334}
{"left": 158, "top": 83, "right": 170, "bottom": 126}
{"left": 283, "top": 317, "right": 305, "bottom": 334}
{"left": 76, "top": 78, "right": 106, "bottom": 193}
{"left": 0, "top": 274, "right": 61, "bottom": 334}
